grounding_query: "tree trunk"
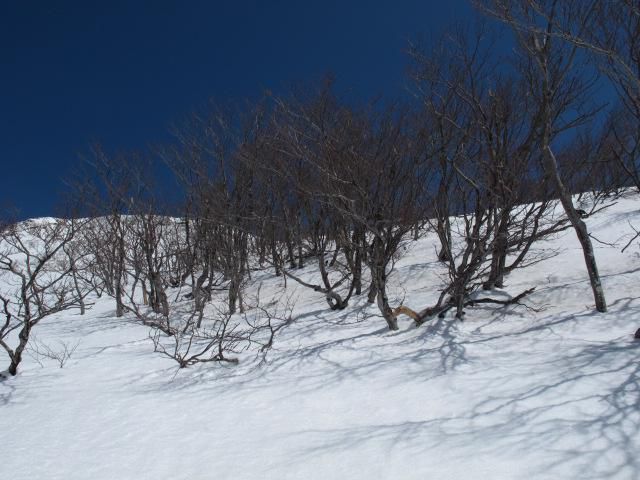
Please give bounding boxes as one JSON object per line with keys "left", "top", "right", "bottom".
{"left": 370, "top": 237, "right": 399, "bottom": 330}
{"left": 297, "top": 243, "right": 304, "bottom": 269}
{"left": 285, "top": 232, "right": 296, "bottom": 270}
{"left": 194, "top": 266, "right": 209, "bottom": 328}
{"left": 115, "top": 227, "right": 125, "bottom": 317}
{"left": 544, "top": 146, "right": 606, "bottom": 312}
{"left": 8, "top": 322, "right": 31, "bottom": 376}
{"left": 353, "top": 245, "right": 362, "bottom": 296}
{"left": 72, "top": 270, "right": 85, "bottom": 315}
{"left": 484, "top": 209, "right": 509, "bottom": 290}
{"left": 271, "top": 238, "right": 281, "bottom": 277}
{"left": 436, "top": 215, "right": 452, "bottom": 262}
{"left": 142, "top": 280, "right": 149, "bottom": 306}
{"left": 115, "top": 280, "right": 124, "bottom": 317}
{"left": 228, "top": 279, "right": 237, "bottom": 315}
{"left": 375, "top": 268, "right": 398, "bottom": 330}
{"left": 367, "top": 278, "right": 378, "bottom": 304}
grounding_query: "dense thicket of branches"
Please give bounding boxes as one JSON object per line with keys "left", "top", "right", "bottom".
{"left": 2, "top": 0, "right": 639, "bottom": 376}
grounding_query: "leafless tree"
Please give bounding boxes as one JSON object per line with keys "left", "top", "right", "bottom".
{"left": 150, "top": 304, "right": 242, "bottom": 368}
{"left": 81, "top": 145, "right": 143, "bottom": 317}
{"left": 476, "top": 0, "right": 608, "bottom": 312}
{"left": 268, "top": 84, "right": 433, "bottom": 329}
{"left": 0, "top": 217, "right": 88, "bottom": 376}
{"left": 26, "top": 334, "right": 80, "bottom": 369}
{"left": 243, "top": 285, "right": 296, "bottom": 365}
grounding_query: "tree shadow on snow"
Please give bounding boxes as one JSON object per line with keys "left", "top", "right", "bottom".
{"left": 279, "top": 297, "right": 640, "bottom": 479}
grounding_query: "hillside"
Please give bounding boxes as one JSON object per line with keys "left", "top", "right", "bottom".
{"left": 1, "top": 194, "right": 639, "bottom": 480}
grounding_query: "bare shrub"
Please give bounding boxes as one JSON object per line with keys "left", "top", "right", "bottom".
{"left": 26, "top": 335, "right": 80, "bottom": 369}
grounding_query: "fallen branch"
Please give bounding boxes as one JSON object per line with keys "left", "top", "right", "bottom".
{"left": 465, "top": 287, "right": 537, "bottom": 308}
{"left": 393, "top": 287, "right": 538, "bottom": 326}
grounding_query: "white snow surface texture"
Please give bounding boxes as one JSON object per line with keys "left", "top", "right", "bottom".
{"left": 1, "top": 196, "right": 640, "bottom": 480}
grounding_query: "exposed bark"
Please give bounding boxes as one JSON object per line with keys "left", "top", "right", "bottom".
{"left": 544, "top": 146, "right": 606, "bottom": 312}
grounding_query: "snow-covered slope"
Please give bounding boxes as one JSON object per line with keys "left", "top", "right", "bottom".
{"left": 1, "top": 195, "right": 639, "bottom": 480}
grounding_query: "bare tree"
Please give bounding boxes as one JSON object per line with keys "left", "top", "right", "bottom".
{"left": 0, "top": 218, "right": 88, "bottom": 376}
{"left": 26, "top": 334, "right": 80, "bottom": 369}
{"left": 401, "top": 23, "right": 568, "bottom": 323}
{"left": 81, "top": 145, "right": 141, "bottom": 317}
{"left": 476, "top": 0, "right": 607, "bottom": 312}
{"left": 150, "top": 305, "right": 242, "bottom": 368}
{"left": 269, "top": 85, "right": 433, "bottom": 329}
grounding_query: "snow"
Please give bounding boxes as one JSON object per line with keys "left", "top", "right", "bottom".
{"left": 1, "top": 195, "right": 640, "bottom": 479}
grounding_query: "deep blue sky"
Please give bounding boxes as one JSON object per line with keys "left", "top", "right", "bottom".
{"left": 1, "top": 0, "right": 469, "bottom": 219}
